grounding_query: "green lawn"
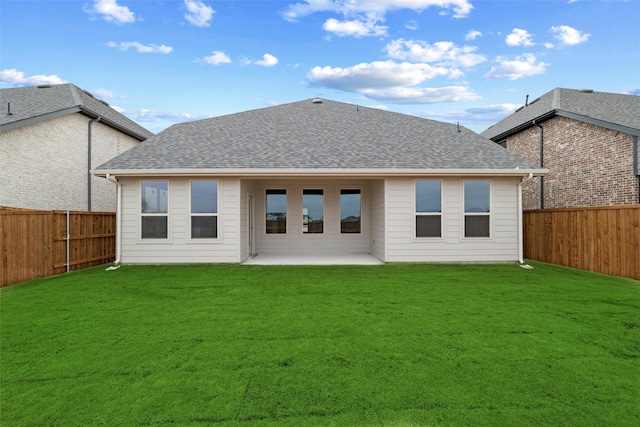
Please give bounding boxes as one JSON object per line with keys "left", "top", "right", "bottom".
{"left": 1, "top": 262, "right": 639, "bottom": 426}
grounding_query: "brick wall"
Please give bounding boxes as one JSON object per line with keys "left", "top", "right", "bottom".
{"left": 0, "top": 114, "right": 139, "bottom": 211}
{"left": 503, "top": 115, "right": 639, "bottom": 209}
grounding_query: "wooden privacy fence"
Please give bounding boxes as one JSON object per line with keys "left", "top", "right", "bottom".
{"left": 0, "top": 207, "right": 116, "bottom": 287}
{"left": 523, "top": 205, "right": 640, "bottom": 280}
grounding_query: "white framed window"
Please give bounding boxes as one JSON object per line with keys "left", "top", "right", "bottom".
{"left": 303, "top": 189, "right": 324, "bottom": 234}
{"left": 340, "top": 189, "right": 361, "bottom": 234}
{"left": 141, "top": 180, "right": 168, "bottom": 239}
{"left": 415, "top": 180, "right": 442, "bottom": 238}
{"left": 464, "top": 180, "right": 491, "bottom": 238}
{"left": 190, "top": 180, "right": 218, "bottom": 239}
{"left": 266, "top": 189, "right": 286, "bottom": 234}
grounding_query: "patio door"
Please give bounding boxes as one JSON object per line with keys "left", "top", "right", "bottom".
{"left": 248, "top": 193, "right": 256, "bottom": 255}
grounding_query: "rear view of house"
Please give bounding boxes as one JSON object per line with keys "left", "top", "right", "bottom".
{"left": 93, "top": 98, "right": 545, "bottom": 264}
{"left": 0, "top": 84, "right": 153, "bottom": 211}
{"left": 482, "top": 88, "right": 640, "bottom": 210}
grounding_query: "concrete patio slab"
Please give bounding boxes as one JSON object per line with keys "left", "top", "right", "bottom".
{"left": 242, "top": 253, "right": 384, "bottom": 265}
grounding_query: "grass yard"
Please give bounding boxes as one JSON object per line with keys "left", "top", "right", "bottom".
{"left": 1, "top": 262, "right": 639, "bottom": 426}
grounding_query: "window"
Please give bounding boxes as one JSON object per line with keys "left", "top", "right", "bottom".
{"left": 303, "top": 189, "right": 324, "bottom": 234}
{"left": 464, "top": 180, "right": 490, "bottom": 238}
{"left": 141, "top": 180, "right": 168, "bottom": 239}
{"left": 266, "top": 189, "right": 286, "bottom": 234}
{"left": 340, "top": 189, "right": 361, "bottom": 234}
{"left": 415, "top": 180, "right": 442, "bottom": 238}
{"left": 190, "top": 180, "right": 218, "bottom": 239}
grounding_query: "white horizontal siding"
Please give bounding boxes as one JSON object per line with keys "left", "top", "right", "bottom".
{"left": 119, "top": 177, "right": 240, "bottom": 264}
{"left": 369, "top": 179, "right": 385, "bottom": 261}
{"left": 385, "top": 177, "right": 520, "bottom": 263}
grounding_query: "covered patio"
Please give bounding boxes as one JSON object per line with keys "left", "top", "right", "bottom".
{"left": 242, "top": 253, "right": 383, "bottom": 265}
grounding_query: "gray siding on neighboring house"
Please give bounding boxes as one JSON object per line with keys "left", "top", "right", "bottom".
{"left": 0, "top": 114, "right": 139, "bottom": 211}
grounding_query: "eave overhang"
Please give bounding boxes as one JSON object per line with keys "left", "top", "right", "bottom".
{"left": 488, "top": 109, "right": 640, "bottom": 142}
{"left": 92, "top": 167, "right": 548, "bottom": 179}
{"left": 0, "top": 106, "right": 150, "bottom": 141}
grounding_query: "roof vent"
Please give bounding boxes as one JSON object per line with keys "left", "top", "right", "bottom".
{"left": 37, "top": 84, "right": 52, "bottom": 89}
{"left": 98, "top": 99, "right": 110, "bottom": 107}
{"left": 82, "top": 89, "right": 95, "bottom": 98}
{"left": 311, "top": 98, "right": 323, "bottom": 104}
{"left": 580, "top": 89, "right": 594, "bottom": 93}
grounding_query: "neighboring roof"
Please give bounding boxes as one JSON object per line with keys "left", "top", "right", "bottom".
{"left": 0, "top": 83, "right": 153, "bottom": 140}
{"left": 482, "top": 88, "right": 640, "bottom": 140}
{"left": 95, "top": 98, "right": 543, "bottom": 177}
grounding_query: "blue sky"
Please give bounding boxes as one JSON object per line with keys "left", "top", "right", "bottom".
{"left": 1, "top": 0, "right": 639, "bottom": 133}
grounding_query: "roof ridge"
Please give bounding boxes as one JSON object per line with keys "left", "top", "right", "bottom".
{"left": 67, "top": 83, "right": 84, "bottom": 107}
{"left": 550, "top": 87, "right": 562, "bottom": 110}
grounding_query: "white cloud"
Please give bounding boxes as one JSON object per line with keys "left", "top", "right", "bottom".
{"left": 550, "top": 25, "right": 590, "bottom": 46}
{"left": 93, "top": 88, "right": 124, "bottom": 99}
{"left": 484, "top": 54, "right": 548, "bottom": 80}
{"left": 405, "top": 20, "right": 419, "bottom": 30}
{"left": 307, "top": 61, "right": 453, "bottom": 91}
{"left": 306, "top": 60, "right": 477, "bottom": 104}
{"left": 202, "top": 51, "right": 232, "bottom": 65}
{"left": 107, "top": 41, "right": 173, "bottom": 54}
{"left": 282, "top": 0, "right": 473, "bottom": 22}
{"left": 385, "top": 39, "right": 486, "bottom": 68}
{"left": 323, "top": 18, "right": 387, "bottom": 37}
{"left": 465, "top": 30, "right": 482, "bottom": 40}
{"left": 84, "top": 0, "right": 135, "bottom": 24}
{"left": 417, "top": 103, "right": 520, "bottom": 129}
{"left": 114, "top": 107, "right": 196, "bottom": 123}
{"left": 360, "top": 86, "right": 480, "bottom": 104}
{"left": 506, "top": 28, "right": 534, "bottom": 47}
{"left": 245, "top": 53, "right": 279, "bottom": 67}
{"left": 0, "top": 68, "right": 66, "bottom": 86}
{"left": 184, "top": 0, "right": 215, "bottom": 27}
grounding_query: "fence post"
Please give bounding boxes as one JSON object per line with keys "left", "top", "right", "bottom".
{"left": 66, "top": 210, "right": 70, "bottom": 273}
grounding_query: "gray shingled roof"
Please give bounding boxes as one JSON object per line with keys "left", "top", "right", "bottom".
{"left": 0, "top": 83, "right": 153, "bottom": 140}
{"left": 482, "top": 88, "right": 640, "bottom": 140}
{"left": 95, "top": 99, "right": 542, "bottom": 173}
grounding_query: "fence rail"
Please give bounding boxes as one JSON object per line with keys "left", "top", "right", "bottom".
{"left": 0, "top": 207, "right": 116, "bottom": 287}
{"left": 523, "top": 205, "right": 640, "bottom": 280}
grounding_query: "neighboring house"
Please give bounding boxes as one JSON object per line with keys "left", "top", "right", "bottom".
{"left": 93, "top": 98, "right": 545, "bottom": 265}
{"left": 481, "top": 88, "right": 640, "bottom": 210}
{"left": 0, "top": 83, "right": 153, "bottom": 212}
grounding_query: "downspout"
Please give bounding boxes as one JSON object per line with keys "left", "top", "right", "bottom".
{"left": 532, "top": 120, "right": 544, "bottom": 209}
{"left": 633, "top": 136, "right": 639, "bottom": 203}
{"left": 106, "top": 173, "right": 122, "bottom": 266}
{"left": 88, "top": 117, "right": 101, "bottom": 211}
{"left": 518, "top": 173, "right": 535, "bottom": 267}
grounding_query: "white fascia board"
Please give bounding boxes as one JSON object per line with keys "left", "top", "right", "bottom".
{"left": 92, "top": 168, "right": 547, "bottom": 178}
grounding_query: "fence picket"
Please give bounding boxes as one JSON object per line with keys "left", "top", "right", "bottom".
{"left": 524, "top": 205, "right": 640, "bottom": 280}
{"left": 1, "top": 207, "right": 116, "bottom": 287}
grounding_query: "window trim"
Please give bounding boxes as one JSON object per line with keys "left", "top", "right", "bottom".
{"left": 339, "top": 188, "right": 363, "bottom": 235}
{"left": 265, "top": 188, "right": 288, "bottom": 235}
{"left": 139, "top": 179, "right": 170, "bottom": 242}
{"left": 462, "top": 179, "right": 492, "bottom": 240}
{"left": 302, "top": 188, "right": 325, "bottom": 235}
{"left": 188, "top": 179, "right": 220, "bottom": 242}
{"left": 414, "top": 179, "right": 443, "bottom": 239}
